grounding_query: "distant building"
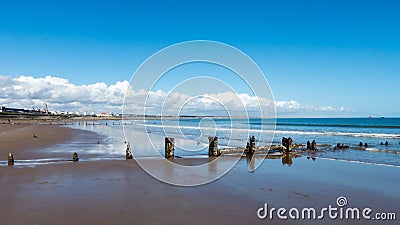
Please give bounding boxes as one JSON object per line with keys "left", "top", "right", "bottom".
{"left": 1, "top": 104, "right": 52, "bottom": 115}
{"left": 1, "top": 106, "right": 36, "bottom": 114}
{"left": 97, "top": 112, "right": 113, "bottom": 117}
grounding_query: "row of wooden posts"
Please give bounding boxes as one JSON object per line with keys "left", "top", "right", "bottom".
{"left": 6, "top": 136, "right": 221, "bottom": 166}
{"left": 8, "top": 135, "right": 392, "bottom": 165}
{"left": 7, "top": 135, "right": 260, "bottom": 166}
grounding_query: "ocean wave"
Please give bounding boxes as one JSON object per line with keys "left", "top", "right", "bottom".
{"left": 250, "top": 122, "right": 400, "bottom": 129}
{"left": 273, "top": 130, "right": 400, "bottom": 139}
{"left": 318, "top": 157, "right": 400, "bottom": 168}
{"left": 136, "top": 123, "right": 400, "bottom": 139}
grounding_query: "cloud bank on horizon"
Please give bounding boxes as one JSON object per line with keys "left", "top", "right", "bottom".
{"left": 0, "top": 75, "right": 351, "bottom": 117}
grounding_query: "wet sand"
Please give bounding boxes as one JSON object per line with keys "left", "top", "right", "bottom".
{"left": 1, "top": 157, "right": 399, "bottom": 225}
{"left": 0, "top": 124, "right": 82, "bottom": 159}
{"left": 0, "top": 125, "right": 399, "bottom": 225}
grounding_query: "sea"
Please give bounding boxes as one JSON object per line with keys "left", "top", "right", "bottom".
{"left": 68, "top": 117, "right": 400, "bottom": 167}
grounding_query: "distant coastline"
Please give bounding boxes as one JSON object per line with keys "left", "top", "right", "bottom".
{"left": 1, "top": 112, "right": 399, "bottom": 121}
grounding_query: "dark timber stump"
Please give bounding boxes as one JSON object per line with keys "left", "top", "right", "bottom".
{"left": 311, "top": 140, "right": 317, "bottom": 151}
{"left": 306, "top": 140, "right": 311, "bottom": 150}
{"left": 8, "top": 153, "right": 14, "bottom": 166}
{"left": 73, "top": 152, "right": 79, "bottom": 162}
{"left": 245, "top": 142, "right": 250, "bottom": 155}
{"left": 208, "top": 136, "right": 220, "bottom": 157}
{"left": 126, "top": 142, "right": 133, "bottom": 159}
{"left": 165, "top": 137, "right": 175, "bottom": 158}
{"left": 247, "top": 136, "right": 256, "bottom": 155}
{"left": 282, "top": 137, "right": 293, "bottom": 153}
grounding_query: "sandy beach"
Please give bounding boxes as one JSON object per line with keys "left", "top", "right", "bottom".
{"left": 0, "top": 124, "right": 76, "bottom": 159}
{"left": 0, "top": 123, "right": 399, "bottom": 225}
{"left": 0, "top": 122, "right": 105, "bottom": 161}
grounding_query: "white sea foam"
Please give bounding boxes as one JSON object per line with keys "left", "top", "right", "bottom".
{"left": 318, "top": 157, "right": 400, "bottom": 168}
{"left": 136, "top": 123, "right": 400, "bottom": 139}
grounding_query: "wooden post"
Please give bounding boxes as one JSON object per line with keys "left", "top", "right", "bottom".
{"left": 8, "top": 153, "right": 14, "bottom": 166}
{"left": 282, "top": 137, "right": 292, "bottom": 153}
{"left": 248, "top": 136, "right": 256, "bottom": 155}
{"left": 126, "top": 142, "right": 133, "bottom": 159}
{"left": 306, "top": 140, "right": 311, "bottom": 150}
{"left": 244, "top": 142, "right": 250, "bottom": 155}
{"left": 311, "top": 140, "right": 317, "bottom": 151}
{"left": 165, "top": 137, "right": 174, "bottom": 158}
{"left": 208, "top": 136, "right": 220, "bottom": 156}
{"left": 73, "top": 152, "right": 79, "bottom": 162}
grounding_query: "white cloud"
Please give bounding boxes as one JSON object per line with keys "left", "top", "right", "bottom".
{"left": 0, "top": 75, "right": 350, "bottom": 117}
{"left": 275, "top": 100, "right": 301, "bottom": 109}
{"left": 0, "top": 75, "right": 129, "bottom": 113}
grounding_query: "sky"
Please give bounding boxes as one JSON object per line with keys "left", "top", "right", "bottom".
{"left": 0, "top": 0, "right": 399, "bottom": 117}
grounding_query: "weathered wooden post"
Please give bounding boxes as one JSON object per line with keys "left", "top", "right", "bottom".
{"left": 208, "top": 136, "right": 220, "bottom": 156}
{"left": 282, "top": 137, "right": 292, "bottom": 153}
{"left": 8, "top": 153, "right": 14, "bottom": 166}
{"left": 244, "top": 142, "right": 250, "bottom": 155}
{"left": 126, "top": 142, "right": 133, "bottom": 159}
{"left": 165, "top": 137, "right": 174, "bottom": 158}
{"left": 248, "top": 136, "right": 256, "bottom": 155}
{"left": 73, "top": 152, "right": 79, "bottom": 162}
{"left": 306, "top": 140, "right": 311, "bottom": 150}
{"left": 311, "top": 140, "right": 317, "bottom": 151}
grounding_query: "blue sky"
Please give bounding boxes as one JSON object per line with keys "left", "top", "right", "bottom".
{"left": 0, "top": 0, "right": 399, "bottom": 116}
